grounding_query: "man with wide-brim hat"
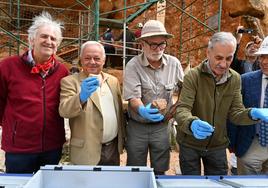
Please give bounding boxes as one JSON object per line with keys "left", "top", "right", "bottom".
{"left": 123, "top": 20, "right": 184, "bottom": 175}
{"left": 136, "top": 20, "right": 173, "bottom": 41}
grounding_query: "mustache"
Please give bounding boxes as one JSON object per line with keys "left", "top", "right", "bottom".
{"left": 85, "top": 63, "right": 99, "bottom": 67}
{"left": 216, "top": 64, "right": 227, "bottom": 69}
{"left": 152, "top": 52, "right": 163, "bottom": 55}
{"left": 43, "top": 45, "right": 53, "bottom": 48}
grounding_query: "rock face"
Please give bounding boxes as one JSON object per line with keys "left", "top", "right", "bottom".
{"left": 223, "top": 0, "right": 268, "bottom": 37}
{"left": 223, "top": 0, "right": 265, "bottom": 18}
{"left": 22, "top": 0, "right": 143, "bottom": 19}
{"left": 261, "top": 1, "right": 268, "bottom": 36}
{"left": 23, "top": 0, "right": 113, "bottom": 14}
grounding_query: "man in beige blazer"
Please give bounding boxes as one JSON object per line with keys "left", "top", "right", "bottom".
{"left": 59, "top": 41, "right": 125, "bottom": 165}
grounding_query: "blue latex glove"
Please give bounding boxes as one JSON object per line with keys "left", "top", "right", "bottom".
{"left": 250, "top": 108, "right": 268, "bottom": 122}
{"left": 138, "top": 103, "right": 164, "bottom": 122}
{"left": 79, "top": 77, "right": 99, "bottom": 103}
{"left": 190, "top": 119, "right": 214, "bottom": 139}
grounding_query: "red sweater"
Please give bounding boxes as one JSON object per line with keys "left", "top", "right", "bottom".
{"left": 0, "top": 51, "right": 69, "bottom": 153}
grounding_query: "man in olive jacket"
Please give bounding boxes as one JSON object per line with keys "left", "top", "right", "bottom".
{"left": 175, "top": 32, "right": 268, "bottom": 175}
{"left": 59, "top": 41, "right": 125, "bottom": 165}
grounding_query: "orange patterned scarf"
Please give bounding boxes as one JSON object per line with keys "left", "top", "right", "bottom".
{"left": 31, "top": 55, "right": 55, "bottom": 74}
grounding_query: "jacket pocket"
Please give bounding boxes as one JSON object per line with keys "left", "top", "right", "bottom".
{"left": 70, "top": 138, "right": 85, "bottom": 148}
{"left": 141, "top": 84, "right": 153, "bottom": 99}
{"left": 142, "top": 83, "right": 152, "bottom": 90}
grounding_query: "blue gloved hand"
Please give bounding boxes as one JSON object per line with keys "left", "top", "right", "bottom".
{"left": 250, "top": 108, "right": 268, "bottom": 122}
{"left": 138, "top": 103, "right": 164, "bottom": 122}
{"left": 79, "top": 77, "right": 99, "bottom": 103}
{"left": 190, "top": 119, "right": 214, "bottom": 139}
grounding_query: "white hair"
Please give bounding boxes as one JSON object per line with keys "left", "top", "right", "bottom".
{"left": 27, "top": 11, "right": 64, "bottom": 49}
{"left": 80, "top": 41, "right": 106, "bottom": 59}
{"left": 208, "top": 32, "right": 237, "bottom": 50}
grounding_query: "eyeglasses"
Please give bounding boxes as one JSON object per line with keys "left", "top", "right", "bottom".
{"left": 143, "top": 40, "right": 167, "bottom": 50}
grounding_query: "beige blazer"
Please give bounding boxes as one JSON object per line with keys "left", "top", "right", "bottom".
{"left": 59, "top": 71, "right": 125, "bottom": 165}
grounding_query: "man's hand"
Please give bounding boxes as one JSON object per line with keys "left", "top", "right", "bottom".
{"left": 253, "top": 35, "right": 262, "bottom": 47}
{"left": 250, "top": 108, "right": 268, "bottom": 122}
{"left": 79, "top": 77, "right": 99, "bottom": 103}
{"left": 138, "top": 103, "right": 164, "bottom": 122}
{"left": 236, "top": 25, "right": 244, "bottom": 44}
{"left": 190, "top": 119, "right": 214, "bottom": 139}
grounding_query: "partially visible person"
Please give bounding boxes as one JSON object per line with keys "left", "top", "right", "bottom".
{"left": 124, "top": 20, "right": 184, "bottom": 175}
{"left": 100, "top": 27, "right": 115, "bottom": 67}
{"left": 117, "top": 26, "right": 136, "bottom": 63}
{"left": 134, "top": 23, "right": 143, "bottom": 38}
{"left": 231, "top": 25, "right": 262, "bottom": 74}
{"left": 100, "top": 27, "right": 115, "bottom": 55}
{"left": 134, "top": 23, "right": 143, "bottom": 52}
{"left": 228, "top": 36, "right": 268, "bottom": 175}
{"left": 0, "top": 12, "right": 69, "bottom": 173}
{"left": 69, "top": 65, "right": 80, "bottom": 74}
{"left": 228, "top": 26, "right": 263, "bottom": 174}
{"left": 59, "top": 41, "right": 125, "bottom": 166}
{"left": 175, "top": 32, "right": 268, "bottom": 176}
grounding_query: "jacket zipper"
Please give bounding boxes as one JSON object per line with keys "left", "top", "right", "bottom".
{"left": 205, "top": 80, "right": 217, "bottom": 151}
{"left": 42, "top": 77, "right": 46, "bottom": 152}
{"left": 12, "top": 121, "right": 17, "bottom": 145}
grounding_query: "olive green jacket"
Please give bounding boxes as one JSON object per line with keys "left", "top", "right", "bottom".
{"left": 175, "top": 61, "right": 257, "bottom": 151}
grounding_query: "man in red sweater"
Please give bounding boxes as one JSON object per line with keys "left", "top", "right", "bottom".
{"left": 0, "top": 11, "right": 68, "bottom": 173}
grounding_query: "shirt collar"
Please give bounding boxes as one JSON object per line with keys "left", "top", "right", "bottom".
{"left": 140, "top": 53, "right": 167, "bottom": 68}
{"left": 262, "top": 73, "right": 268, "bottom": 80}
{"left": 27, "top": 50, "right": 35, "bottom": 66}
{"left": 204, "top": 60, "right": 229, "bottom": 85}
{"left": 101, "top": 72, "right": 108, "bottom": 83}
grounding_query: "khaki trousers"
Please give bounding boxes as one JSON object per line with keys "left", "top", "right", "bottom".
{"left": 237, "top": 137, "right": 268, "bottom": 175}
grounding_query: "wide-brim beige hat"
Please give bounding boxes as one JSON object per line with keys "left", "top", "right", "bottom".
{"left": 255, "top": 36, "right": 268, "bottom": 55}
{"left": 136, "top": 20, "right": 173, "bottom": 41}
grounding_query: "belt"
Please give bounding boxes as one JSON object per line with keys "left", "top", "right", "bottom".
{"left": 130, "top": 118, "right": 165, "bottom": 125}
{"left": 146, "top": 120, "right": 165, "bottom": 124}
{"left": 102, "top": 137, "right": 117, "bottom": 146}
